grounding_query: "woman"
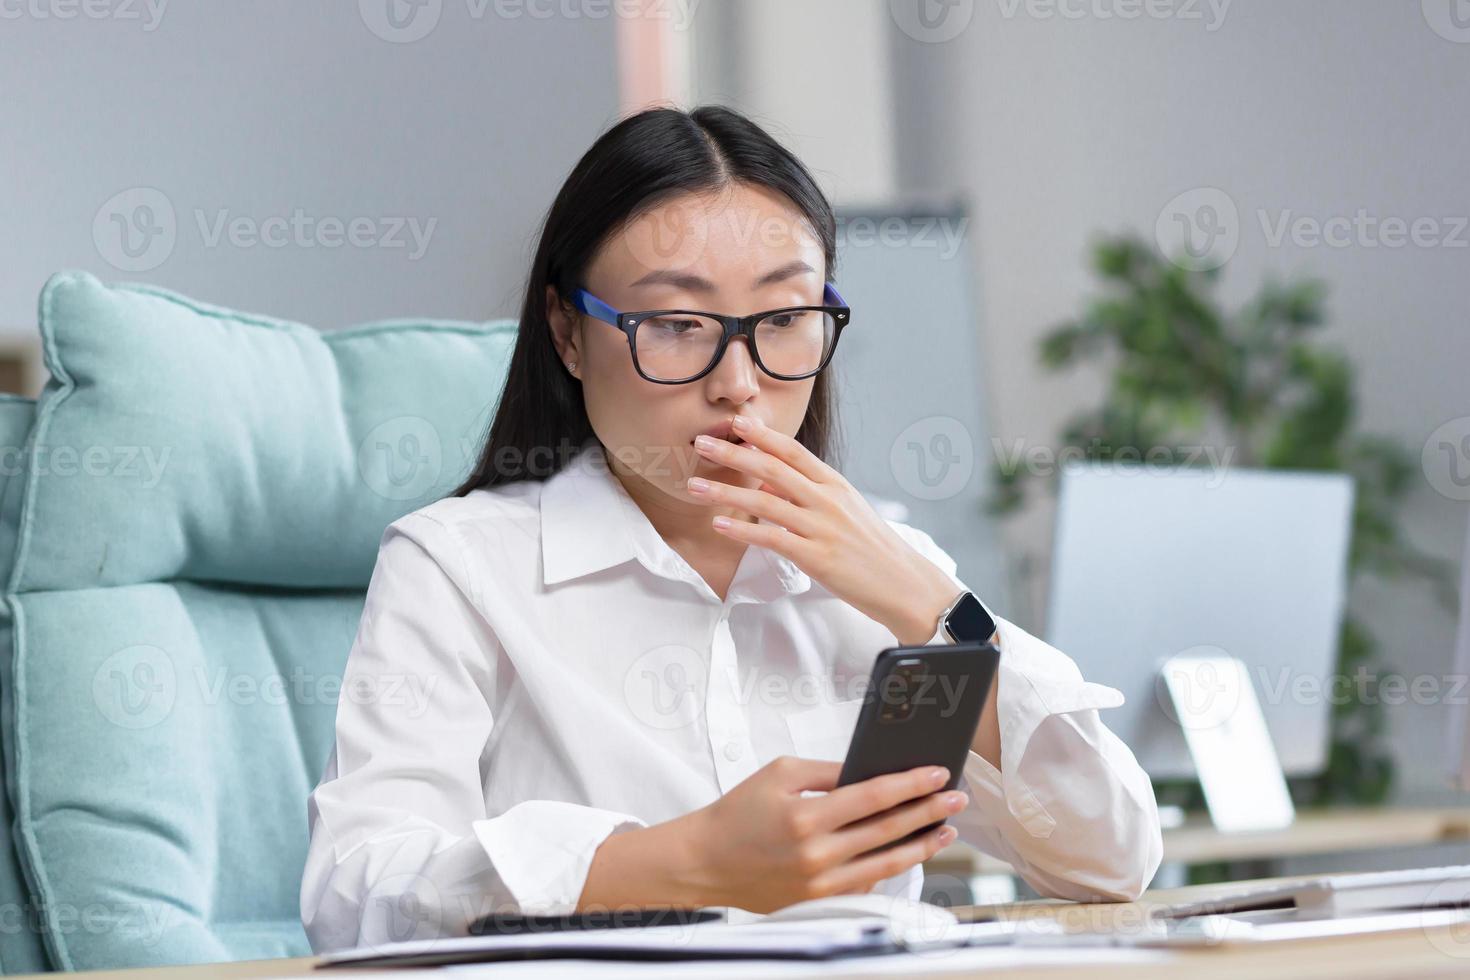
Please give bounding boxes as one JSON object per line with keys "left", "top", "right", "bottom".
{"left": 300, "top": 105, "right": 1162, "bottom": 951}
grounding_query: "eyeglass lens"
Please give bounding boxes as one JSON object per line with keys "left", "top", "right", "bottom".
{"left": 634, "top": 309, "right": 837, "bottom": 381}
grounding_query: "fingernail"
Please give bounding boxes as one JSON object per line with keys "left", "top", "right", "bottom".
{"left": 929, "top": 767, "right": 948, "bottom": 785}
{"left": 695, "top": 435, "right": 718, "bottom": 452}
{"left": 687, "top": 477, "right": 710, "bottom": 493}
{"left": 938, "top": 826, "right": 958, "bottom": 844}
{"left": 945, "top": 791, "right": 969, "bottom": 810}
{"left": 712, "top": 516, "right": 732, "bottom": 529}
{"left": 731, "top": 415, "right": 753, "bottom": 431}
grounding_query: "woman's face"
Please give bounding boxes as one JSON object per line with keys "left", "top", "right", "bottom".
{"left": 549, "top": 182, "right": 826, "bottom": 506}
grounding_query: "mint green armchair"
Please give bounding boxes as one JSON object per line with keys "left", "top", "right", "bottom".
{"left": 0, "top": 273, "right": 515, "bottom": 972}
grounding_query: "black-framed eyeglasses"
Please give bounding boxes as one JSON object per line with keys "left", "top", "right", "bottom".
{"left": 567, "top": 282, "right": 852, "bottom": 384}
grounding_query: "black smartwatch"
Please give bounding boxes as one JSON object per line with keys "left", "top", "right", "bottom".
{"left": 937, "top": 590, "right": 997, "bottom": 645}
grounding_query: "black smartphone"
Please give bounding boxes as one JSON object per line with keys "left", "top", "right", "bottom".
{"left": 836, "top": 641, "right": 1000, "bottom": 844}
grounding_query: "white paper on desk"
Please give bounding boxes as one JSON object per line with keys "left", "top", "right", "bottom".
{"left": 316, "top": 918, "right": 898, "bottom": 967}
{"left": 431, "top": 944, "right": 1173, "bottom": 977}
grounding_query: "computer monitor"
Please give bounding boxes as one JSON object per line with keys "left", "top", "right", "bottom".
{"left": 1047, "top": 463, "right": 1355, "bottom": 780}
{"left": 1447, "top": 513, "right": 1470, "bottom": 790}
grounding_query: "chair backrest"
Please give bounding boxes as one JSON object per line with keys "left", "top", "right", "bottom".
{"left": 0, "top": 272, "right": 517, "bottom": 971}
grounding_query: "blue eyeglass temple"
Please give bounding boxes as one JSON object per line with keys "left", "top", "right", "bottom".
{"left": 569, "top": 282, "right": 848, "bottom": 325}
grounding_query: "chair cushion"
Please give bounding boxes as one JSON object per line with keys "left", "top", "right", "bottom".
{"left": 13, "top": 272, "right": 513, "bottom": 591}
{"left": 0, "top": 272, "right": 517, "bottom": 970}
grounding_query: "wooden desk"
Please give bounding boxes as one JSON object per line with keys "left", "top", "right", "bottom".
{"left": 16, "top": 876, "right": 1470, "bottom": 979}
{"left": 930, "top": 805, "right": 1470, "bottom": 877}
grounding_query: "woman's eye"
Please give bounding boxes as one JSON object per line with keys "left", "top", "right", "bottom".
{"left": 653, "top": 318, "right": 701, "bottom": 334}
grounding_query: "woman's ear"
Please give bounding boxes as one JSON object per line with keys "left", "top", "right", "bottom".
{"left": 545, "top": 285, "right": 582, "bottom": 378}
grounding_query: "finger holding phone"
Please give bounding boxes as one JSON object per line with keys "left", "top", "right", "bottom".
{"left": 577, "top": 755, "right": 967, "bottom": 914}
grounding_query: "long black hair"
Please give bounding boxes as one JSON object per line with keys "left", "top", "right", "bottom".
{"left": 450, "top": 104, "right": 841, "bottom": 496}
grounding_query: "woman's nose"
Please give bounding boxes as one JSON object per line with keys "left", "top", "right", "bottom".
{"left": 707, "top": 336, "right": 761, "bottom": 397}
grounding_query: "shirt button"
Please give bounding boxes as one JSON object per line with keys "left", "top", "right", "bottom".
{"left": 723, "top": 741, "right": 743, "bottom": 761}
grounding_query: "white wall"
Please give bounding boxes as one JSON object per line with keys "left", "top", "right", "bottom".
{"left": 690, "top": 0, "right": 897, "bottom": 205}
{"left": 893, "top": 0, "right": 1470, "bottom": 801}
{"left": 0, "top": 2, "right": 622, "bottom": 335}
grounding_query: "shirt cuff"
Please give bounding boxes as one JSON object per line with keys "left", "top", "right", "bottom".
{"left": 473, "top": 800, "right": 647, "bottom": 915}
{"left": 963, "top": 615, "right": 1125, "bottom": 838}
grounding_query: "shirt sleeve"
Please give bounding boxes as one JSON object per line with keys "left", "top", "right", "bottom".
{"left": 893, "top": 521, "right": 1164, "bottom": 902}
{"left": 300, "top": 512, "right": 646, "bottom": 954}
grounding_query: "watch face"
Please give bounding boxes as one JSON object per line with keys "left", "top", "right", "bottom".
{"left": 946, "top": 592, "right": 996, "bottom": 644}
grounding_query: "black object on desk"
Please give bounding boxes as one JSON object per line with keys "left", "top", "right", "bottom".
{"left": 469, "top": 906, "right": 722, "bottom": 935}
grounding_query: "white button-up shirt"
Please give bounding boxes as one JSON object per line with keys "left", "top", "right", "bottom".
{"left": 301, "top": 439, "right": 1162, "bottom": 953}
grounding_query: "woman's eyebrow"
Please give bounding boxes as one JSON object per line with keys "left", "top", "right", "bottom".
{"left": 627, "top": 260, "right": 817, "bottom": 292}
{"left": 752, "top": 260, "right": 817, "bottom": 288}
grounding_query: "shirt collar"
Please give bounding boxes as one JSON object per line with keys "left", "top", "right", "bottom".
{"left": 540, "top": 439, "right": 811, "bottom": 600}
